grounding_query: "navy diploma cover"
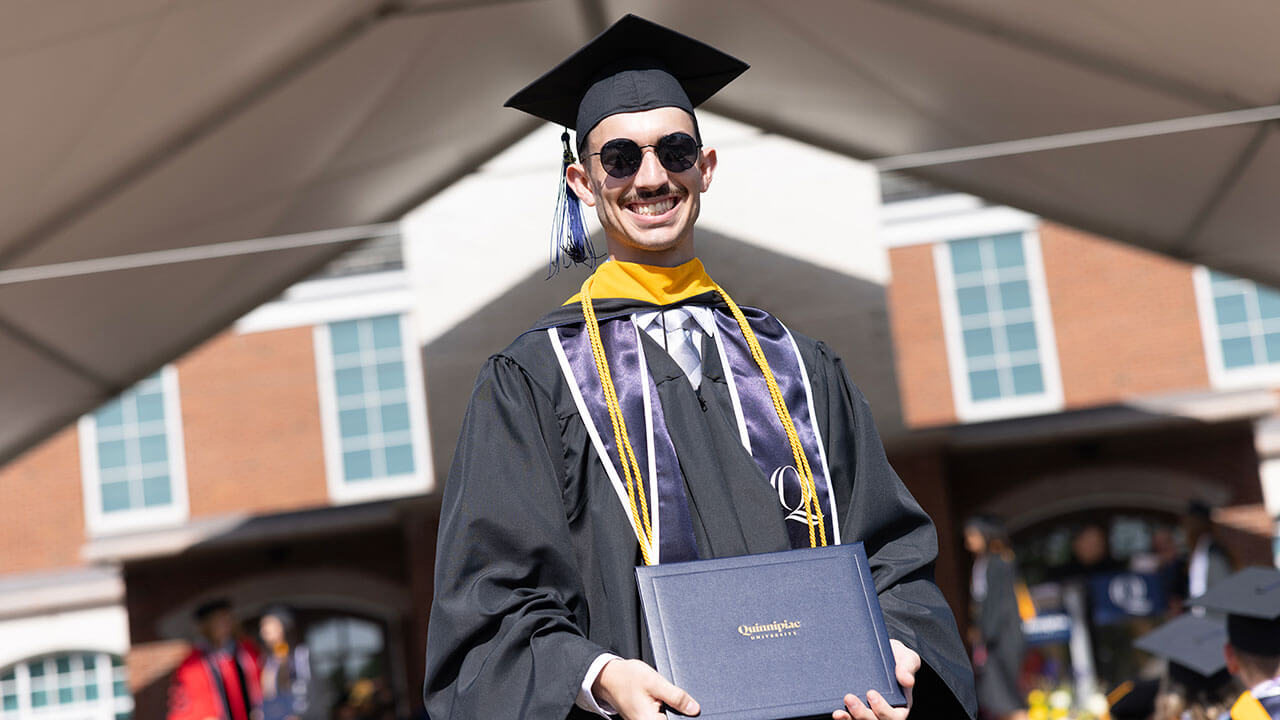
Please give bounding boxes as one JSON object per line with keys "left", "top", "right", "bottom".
{"left": 635, "top": 543, "right": 906, "bottom": 719}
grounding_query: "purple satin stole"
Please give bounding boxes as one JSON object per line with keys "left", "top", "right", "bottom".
{"left": 713, "top": 307, "right": 837, "bottom": 549}
{"left": 550, "top": 305, "right": 836, "bottom": 563}
{"left": 554, "top": 320, "right": 699, "bottom": 563}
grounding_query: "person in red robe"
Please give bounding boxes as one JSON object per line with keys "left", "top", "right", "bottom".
{"left": 168, "top": 598, "right": 264, "bottom": 720}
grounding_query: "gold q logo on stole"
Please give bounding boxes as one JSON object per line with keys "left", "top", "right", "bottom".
{"left": 737, "top": 620, "right": 802, "bottom": 640}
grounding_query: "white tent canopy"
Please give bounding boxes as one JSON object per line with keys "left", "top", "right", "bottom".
{"left": 3, "top": 0, "right": 1279, "bottom": 464}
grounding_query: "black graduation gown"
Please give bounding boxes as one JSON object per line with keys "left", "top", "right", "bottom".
{"left": 973, "top": 554, "right": 1026, "bottom": 716}
{"left": 424, "top": 295, "right": 977, "bottom": 719}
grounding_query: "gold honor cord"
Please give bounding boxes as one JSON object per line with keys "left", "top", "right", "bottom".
{"left": 713, "top": 287, "right": 827, "bottom": 548}
{"left": 579, "top": 275, "right": 826, "bottom": 567}
{"left": 581, "top": 275, "right": 656, "bottom": 566}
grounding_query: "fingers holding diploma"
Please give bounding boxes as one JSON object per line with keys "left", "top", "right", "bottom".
{"left": 833, "top": 639, "right": 917, "bottom": 720}
{"left": 594, "top": 658, "right": 701, "bottom": 719}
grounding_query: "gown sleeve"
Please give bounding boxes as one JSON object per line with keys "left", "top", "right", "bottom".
{"left": 813, "top": 343, "right": 978, "bottom": 718}
{"left": 424, "top": 354, "right": 609, "bottom": 720}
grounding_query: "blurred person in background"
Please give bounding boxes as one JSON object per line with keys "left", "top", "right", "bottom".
{"left": 168, "top": 598, "right": 264, "bottom": 720}
{"left": 1192, "top": 568, "right": 1280, "bottom": 720}
{"left": 1052, "top": 523, "right": 1124, "bottom": 703}
{"left": 1181, "top": 501, "right": 1233, "bottom": 610}
{"left": 258, "top": 606, "right": 314, "bottom": 720}
{"left": 966, "top": 515, "right": 1029, "bottom": 720}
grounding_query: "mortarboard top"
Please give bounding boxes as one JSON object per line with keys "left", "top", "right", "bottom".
{"left": 1190, "top": 566, "right": 1280, "bottom": 656}
{"left": 504, "top": 14, "right": 748, "bottom": 136}
{"left": 1134, "top": 613, "right": 1229, "bottom": 680}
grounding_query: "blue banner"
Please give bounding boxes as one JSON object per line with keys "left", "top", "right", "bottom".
{"left": 1088, "top": 572, "right": 1165, "bottom": 625}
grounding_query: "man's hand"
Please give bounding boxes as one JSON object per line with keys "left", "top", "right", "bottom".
{"left": 593, "top": 658, "right": 700, "bottom": 719}
{"left": 832, "top": 639, "right": 918, "bottom": 720}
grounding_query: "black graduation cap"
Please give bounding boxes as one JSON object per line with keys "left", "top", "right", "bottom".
{"left": 504, "top": 14, "right": 749, "bottom": 136}
{"left": 1190, "top": 566, "right": 1280, "bottom": 656}
{"left": 1108, "top": 678, "right": 1159, "bottom": 720}
{"left": 1134, "top": 613, "right": 1230, "bottom": 691}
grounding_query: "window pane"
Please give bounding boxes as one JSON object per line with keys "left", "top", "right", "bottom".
{"left": 344, "top": 451, "right": 374, "bottom": 481}
{"left": 1258, "top": 287, "right": 1280, "bottom": 319}
{"left": 385, "top": 445, "right": 414, "bottom": 475}
{"left": 1266, "top": 332, "right": 1280, "bottom": 363}
{"left": 376, "top": 362, "right": 406, "bottom": 392}
{"left": 31, "top": 690, "right": 47, "bottom": 707}
{"left": 138, "top": 435, "right": 167, "bottom": 464}
{"left": 98, "top": 441, "right": 127, "bottom": 469}
{"left": 992, "top": 234, "right": 1025, "bottom": 268}
{"left": 1005, "top": 322, "right": 1038, "bottom": 353}
{"left": 999, "top": 280, "right": 1031, "bottom": 311}
{"left": 1221, "top": 337, "right": 1254, "bottom": 368}
{"left": 380, "top": 404, "right": 410, "bottom": 434}
{"left": 142, "top": 476, "right": 172, "bottom": 507}
{"left": 969, "top": 370, "right": 1001, "bottom": 401}
{"left": 370, "top": 316, "right": 401, "bottom": 349}
{"left": 335, "top": 368, "right": 364, "bottom": 397}
{"left": 955, "top": 286, "right": 988, "bottom": 316}
{"left": 963, "top": 328, "right": 995, "bottom": 359}
{"left": 950, "top": 240, "right": 983, "bottom": 275}
{"left": 330, "top": 321, "right": 362, "bottom": 355}
{"left": 339, "top": 409, "right": 368, "bottom": 438}
{"left": 102, "top": 482, "right": 132, "bottom": 513}
{"left": 1214, "top": 294, "right": 1249, "bottom": 325}
{"left": 96, "top": 400, "right": 125, "bottom": 427}
{"left": 3, "top": 694, "right": 15, "bottom": 711}
{"left": 85, "top": 683, "right": 99, "bottom": 701}
{"left": 135, "top": 393, "right": 165, "bottom": 423}
{"left": 1012, "top": 364, "right": 1045, "bottom": 395}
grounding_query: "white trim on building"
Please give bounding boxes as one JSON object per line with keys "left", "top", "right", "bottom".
{"left": 235, "top": 269, "right": 415, "bottom": 335}
{"left": 314, "top": 313, "right": 432, "bottom": 505}
{"left": 880, "top": 193, "right": 1037, "bottom": 248}
{"left": 78, "top": 366, "right": 189, "bottom": 536}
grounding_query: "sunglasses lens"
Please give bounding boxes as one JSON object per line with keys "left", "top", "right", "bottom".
{"left": 656, "top": 133, "right": 699, "bottom": 172}
{"left": 599, "top": 139, "right": 641, "bottom": 178}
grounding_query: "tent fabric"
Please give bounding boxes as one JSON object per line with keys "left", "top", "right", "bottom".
{"left": 3, "top": 0, "right": 1279, "bottom": 464}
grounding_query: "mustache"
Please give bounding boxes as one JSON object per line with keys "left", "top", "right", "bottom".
{"left": 624, "top": 185, "right": 686, "bottom": 203}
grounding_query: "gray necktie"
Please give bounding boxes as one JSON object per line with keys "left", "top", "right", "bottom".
{"left": 662, "top": 308, "right": 704, "bottom": 390}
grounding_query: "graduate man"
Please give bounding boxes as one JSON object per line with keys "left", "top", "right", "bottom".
{"left": 1191, "top": 567, "right": 1280, "bottom": 719}
{"left": 424, "top": 14, "right": 975, "bottom": 720}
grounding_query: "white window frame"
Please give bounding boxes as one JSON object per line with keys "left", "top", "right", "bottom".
{"left": 1192, "top": 265, "right": 1280, "bottom": 390}
{"left": 78, "top": 366, "right": 189, "bottom": 536}
{"left": 0, "top": 651, "right": 132, "bottom": 720}
{"left": 933, "top": 229, "right": 1065, "bottom": 423}
{"left": 314, "top": 313, "right": 433, "bottom": 504}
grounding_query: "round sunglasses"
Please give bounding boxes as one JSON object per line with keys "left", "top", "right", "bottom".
{"left": 586, "top": 132, "right": 702, "bottom": 179}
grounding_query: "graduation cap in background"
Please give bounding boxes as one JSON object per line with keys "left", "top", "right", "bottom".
{"left": 504, "top": 14, "right": 749, "bottom": 276}
{"left": 1134, "top": 613, "right": 1231, "bottom": 692}
{"left": 1107, "top": 677, "right": 1160, "bottom": 720}
{"left": 1190, "top": 566, "right": 1280, "bottom": 657}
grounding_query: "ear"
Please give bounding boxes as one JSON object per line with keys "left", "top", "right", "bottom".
{"left": 565, "top": 162, "right": 597, "bottom": 207}
{"left": 1224, "top": 642, "right": 1239, "bottom": 675}
{"left": 697, "top": 147, "right": 717, "bottom": 192}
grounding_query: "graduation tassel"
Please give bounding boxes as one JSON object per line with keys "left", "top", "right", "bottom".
{"left": 548, "top": 130, "right": 599, "bottom": 278}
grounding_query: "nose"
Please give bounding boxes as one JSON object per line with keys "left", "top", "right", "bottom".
{"left": 632, "top": 146, "right": 667, "bottom": 190}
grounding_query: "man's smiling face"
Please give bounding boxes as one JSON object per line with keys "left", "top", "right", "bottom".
{"left": 566, "top": 106, "right": 717, "bottom": 267}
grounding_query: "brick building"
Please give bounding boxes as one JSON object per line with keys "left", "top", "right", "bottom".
{"left": 0, "top": 118, "right": 1277, "bottom": 718}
